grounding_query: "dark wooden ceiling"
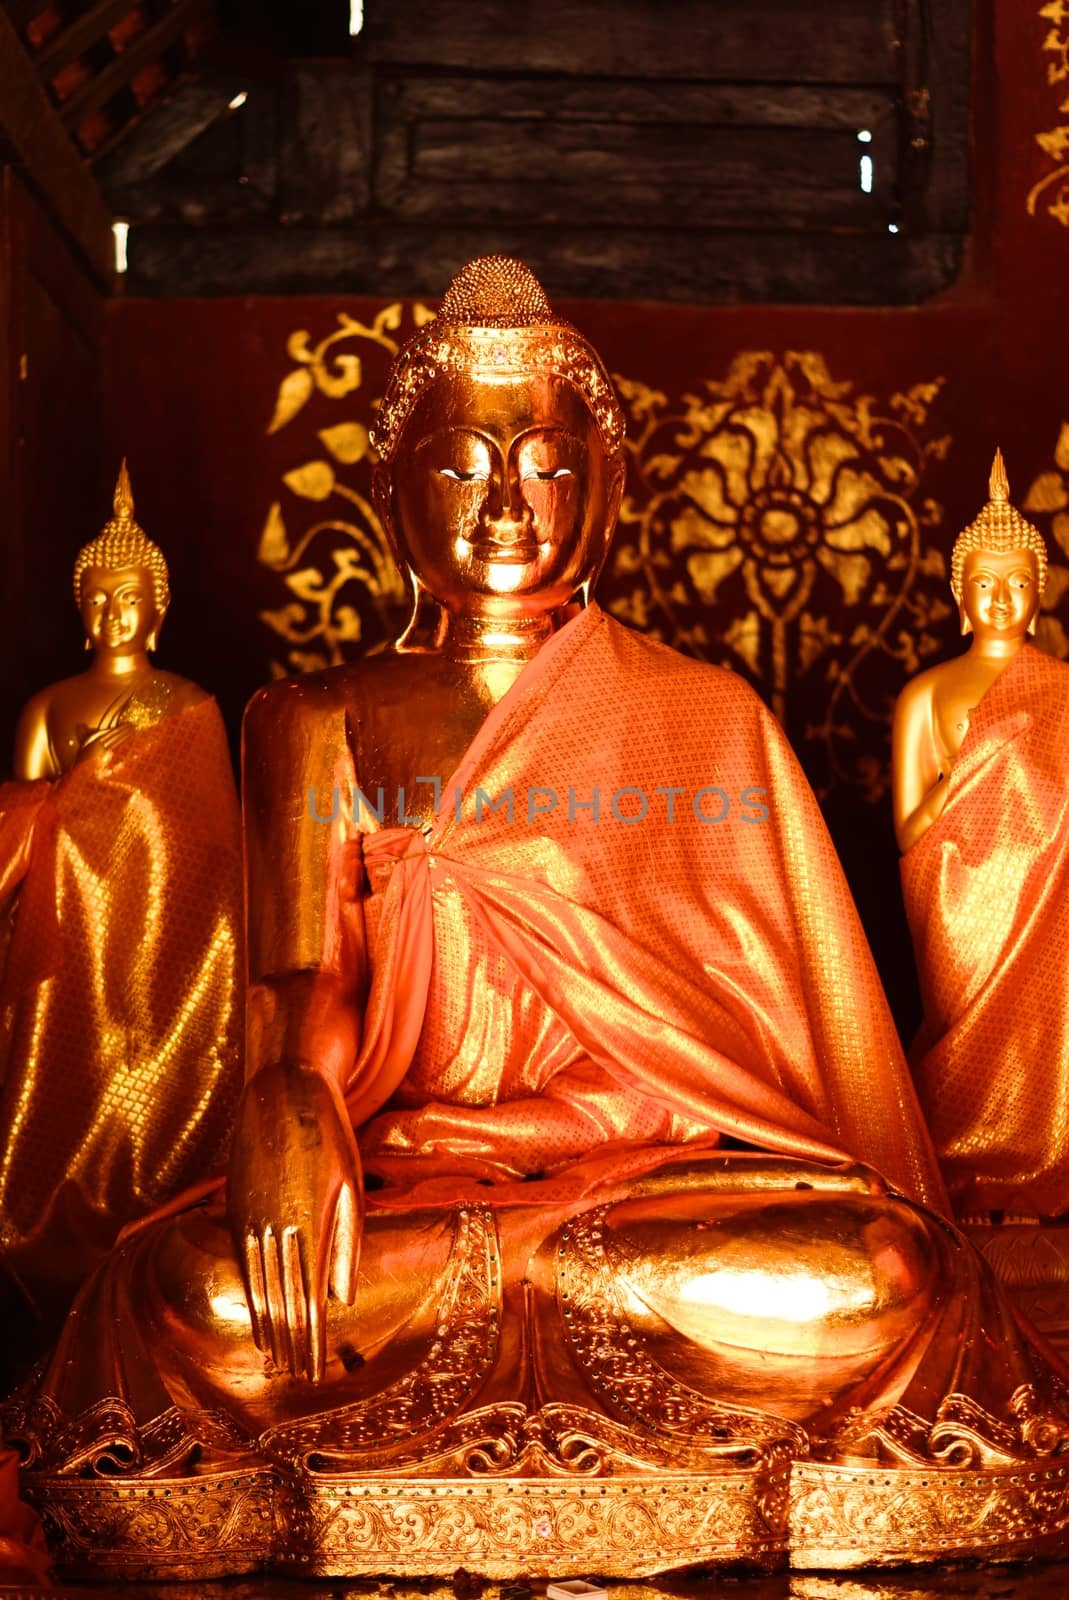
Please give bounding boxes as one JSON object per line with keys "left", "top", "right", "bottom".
{"left": 1, "top": 0, "right": 973, "bottom": 304}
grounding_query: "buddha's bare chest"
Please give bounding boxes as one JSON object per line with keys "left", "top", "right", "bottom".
{"left": 346, "top": 662, "right": 523, "bottom": 829}
{"left": 931, "top": 662, "right": 1005, "bottom": 767}
{"left": 47, "top": 689, "right": 133, "bottom": 773}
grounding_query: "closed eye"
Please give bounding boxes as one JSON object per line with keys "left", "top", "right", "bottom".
{"left": 522, "top": 468, "right": 573, "bottom": 481}
{"left": 438, "top": 468, "right": 489, "bottom": 483}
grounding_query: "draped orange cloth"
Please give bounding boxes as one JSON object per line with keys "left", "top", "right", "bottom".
{"left": 336, "top": 603, "right": 946, "bottom": 1213}
{"left": 0, "top": 699, "right": 244, "bottom": 1320}
{"left": 902, "top": 642, "right": 1069, "bottom": 1217}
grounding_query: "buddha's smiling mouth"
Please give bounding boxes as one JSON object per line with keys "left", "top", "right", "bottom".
{"left": 469, "top": 539, "right": 543, "bottom": 563}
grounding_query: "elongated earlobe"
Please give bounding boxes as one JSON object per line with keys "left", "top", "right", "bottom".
{"left": 147, "top": 605, "right": 167, "bottom": 654}
{"left": 1028, "top": 614, "right": 1038, "bottom": 636}
{"left": 959, "top": 609, "right": 972, "bottom": 637}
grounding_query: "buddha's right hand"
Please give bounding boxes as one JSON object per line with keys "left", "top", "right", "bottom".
{"left": 227, "top": 1058, "right": 363, "bottom": 1382}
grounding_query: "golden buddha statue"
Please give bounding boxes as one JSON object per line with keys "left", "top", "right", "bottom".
{"left": 0, "top": 463, "right": 243, "bottom": 1331}
{"left": 894, "top": 451, "right": 1069, "bottom": 1226}
{"left": 7, "top": 267, "right": 1069, "bottom": 1582}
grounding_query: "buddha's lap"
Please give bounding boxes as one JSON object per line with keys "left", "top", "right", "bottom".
{"left": 141, "top": 1181, "right": 937, "bottom": 1427}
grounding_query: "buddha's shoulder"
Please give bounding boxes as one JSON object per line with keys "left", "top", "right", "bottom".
{"left": 601, "top": 615, "right": 768, "bottom": 715}
{"left": 243, "top": 656, "right": 400, "bottom": 736}
{"left": 18, "top": 670, "right": 87, "bottom": 720}
{"left": 893, "top": 657, "right": 956, "bottom": 720}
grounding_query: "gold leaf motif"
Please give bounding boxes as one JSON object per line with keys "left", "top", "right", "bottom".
{"left": 679, "top": 468, "right": 737, "bottom": 528}
{"left": 1054, "top": 511, "right": 1069, "bottom": 557}
{"left": 722, "top": 612, "right": 761, "bottom": 671}
{"left": 283, "top": 461, "right": 336, "bottom": 501}
{"left": 815, "top": 547, "right": 871, "bottom": 605}
{"left": 607, "top": 591, "right": 652, "bottom": 628}
{"left": 260, "top": 602, "right": 306, "bottom": 635}
{"left": 315, "top": 352, "right": 362, "bottom": 401}
{"left": 1038, "top": 126, "right": 1069, "bottom": 158}
{"left": 281, "top": 567, "right": 326, "bottom": 602}
{"left": 318, "top": 423, "right": 370, "bottom": 464}
{"left": 798, "top": 615, "right": 844, "bottom": 673}
{"left": 1023, "top": 471, "right": 1069, "bottom": 513}
{"left": 257, "top": 502, "right": 290, "bottom": 568}
{"left": 687, "top": 547, "right": 743, "bottom": 602}
{"left": 1028, "top": 4, "right": 1069, "bottom": 223}
{"left": 1037, "top": 614, "right": 1069, "bottom": 659}
{"left": 267, "top": 368, "right": 314, "bottom": 434}
{"left": 1042, "top": 564, "right": 1069, "bottom": 608}
{"left": 1056, "top": 422, "right": 1069, "bottom": 470}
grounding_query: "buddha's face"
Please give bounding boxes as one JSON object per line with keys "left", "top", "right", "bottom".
{"left": 377, "top": 371, "right": 624, "bottom": 617}
{"left": 79, "top": 565, "right": 162, "bottom": 655}
{"left": 959, "top": 547, "right": 1041, "bottom": 640}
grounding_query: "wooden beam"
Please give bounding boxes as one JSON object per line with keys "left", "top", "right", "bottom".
{"left": 0, "top": 4, "right": 114, "bottom": 284}
{"left": 57, "top": 0, "right": 214, "bottom": 130}
{"left": 122, "top": 220, "right": 965, "bottom": 306}
{"left": 363, "top": 0, "right": 901, "bottom": 84}
{"left": 96, "top": 72, "right": 246, "bottom": 187}
{"left": 33, "top": 0, "right": 135, "bottom": 82}
{"left": 3, "top": 1, "right": 53, "bottom": 31}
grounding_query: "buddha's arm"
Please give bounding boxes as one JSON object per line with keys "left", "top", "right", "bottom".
{"left": 229, "top": 679, "right": 366, "bottom": 1381}
{"left": 12, "top": 693, "right": 57, "bottom": 780}
{"left": 892, "top": 677, "right": 947, "bottom": 853}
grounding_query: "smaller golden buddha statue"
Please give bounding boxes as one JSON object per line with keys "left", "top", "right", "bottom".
{"left": 893, "top": 450, "right": 1069, "bottom": 1226}
{"left": 0, "top": 463, "right": 244, "bottom": 1332}
{"left": 15, "top": 461, "right": 205, "bottom": 776}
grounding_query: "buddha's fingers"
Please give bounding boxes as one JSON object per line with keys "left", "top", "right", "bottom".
{"left": 281, "top": 1228, "right": 310, "bottom": 1381}
{"left": 329, "top": 1180, "right": 359, "bottom": 1307}
{"left": 302, "top": 1236, "right": 328, "bottom": 1384}
{"left": 260, "top": 1227, "right": 288, "bottom": 1372}
{"left": 243, "top": 1233, "right": 270, "bottom": 1355}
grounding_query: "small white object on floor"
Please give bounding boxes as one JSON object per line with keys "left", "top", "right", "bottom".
{"left": 546, "top": 1583, "right": 609, "bottom": 1600}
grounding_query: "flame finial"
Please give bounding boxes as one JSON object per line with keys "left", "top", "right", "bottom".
{"left": 113, "top": 457, "right": 135, "bottom": 524}
{"left": 989, "top": 447, "right": 1010, "bottom": 504}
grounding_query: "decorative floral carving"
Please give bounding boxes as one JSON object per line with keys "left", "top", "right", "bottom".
{"left": 257, "top": 305, "right": 435, "bottom": 675}
{"left": 1027, "top": 2, "right": 1069, "bottom": 226}
{"left": 605, "top": 353, "right": 951, "bottom": 799}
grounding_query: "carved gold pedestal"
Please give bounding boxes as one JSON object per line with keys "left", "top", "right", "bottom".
{"left": 27, "top": 1448, "right": 1069, "bottom": 1583}
{"left": 13, "top": 1196, "right": 1069, "bottom": 1581}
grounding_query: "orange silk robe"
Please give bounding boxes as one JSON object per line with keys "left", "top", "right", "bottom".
{"left": 280, "top": 601, "right": 946, "bottom": 1213}
{"left": 0, "top": 699, "right": 243, "bottom": 1320}
{"left": 903, "top": 642, "right": 1069, "bottom": 1217}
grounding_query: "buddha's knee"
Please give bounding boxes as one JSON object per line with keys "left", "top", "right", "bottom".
{"left": 150, "top": 1200, "right": 462, "bottom": 1366}
{"left": 589, "top": 1188, "right": 939, "bottom": 1368}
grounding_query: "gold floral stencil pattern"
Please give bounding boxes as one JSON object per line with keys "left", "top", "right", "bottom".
{"left": 1023, "top": 422, "right": 1069, "bottom": 656}
{"left": 258, "top": 304, "right": 435, "bottom": 676}
{"left": 602, "top": 353, "right": 951, "bottom": 800}
{"left": 1027, "top": 2, "right": 1069, "bottom": 226}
